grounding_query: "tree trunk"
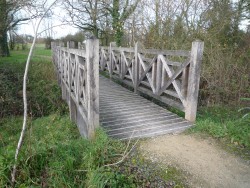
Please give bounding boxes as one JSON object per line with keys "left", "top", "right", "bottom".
{"left": 0, "top": 29, "right": 10, "bottom": 57}
{"left": 9, "top": 30, "right": 15, "bottom": 50}
{"left": 0, "top": 0, "right": 9, "bottom": 56}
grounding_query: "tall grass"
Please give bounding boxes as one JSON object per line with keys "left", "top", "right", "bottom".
{"left": 0, "top": 115, "right": 185, "bottom": 187}
{"left": 0, "top": 44, "right": 66, "bottom": 117}
{"left": 0, "top": 115, "right": 123, "bottom": 186}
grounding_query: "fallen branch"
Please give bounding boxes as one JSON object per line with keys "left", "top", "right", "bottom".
{"left": 103, "top": 131, "right": 140, "bottom": 167}
{"left": 103, "top": 138, "right": 139, "bottom": 167}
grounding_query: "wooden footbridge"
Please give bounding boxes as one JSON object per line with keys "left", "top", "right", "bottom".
{"left": 51, "top": 39, "right": 204, "bottom": 140}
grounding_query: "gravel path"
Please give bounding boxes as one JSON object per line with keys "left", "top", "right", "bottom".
{"left": 140, "top": 134, "right": 250, "bottom": 188}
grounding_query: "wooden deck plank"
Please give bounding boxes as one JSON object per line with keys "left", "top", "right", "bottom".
{"left": 105, "top": 117, "right": 186, "bottom": 132}
{"left": 100, "top": 75, "right": 192, "bottom": 140}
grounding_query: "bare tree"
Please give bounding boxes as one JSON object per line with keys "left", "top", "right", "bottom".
{"left": 63, "top": 0, "right": 140, "bottom": 46}
{"left": 64, "top": 0, "right": 104, "bottom": 37}
{"left": 0, "top": 0, "right": 37, "bottom": 56}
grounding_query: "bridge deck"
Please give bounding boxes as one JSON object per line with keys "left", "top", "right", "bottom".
{"left": 100, "top": 76, "right": 192, "bottom": 140}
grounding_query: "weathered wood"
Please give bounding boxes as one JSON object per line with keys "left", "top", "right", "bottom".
{"left": 121, "top": 52, "right": 134, "bottom": 82}
{"left": 52, "top": 39, "right": 100, "bottom": 139}
{"left": 151, "top": 58, "right": 157, "bottom": 90}
{"left": 99, "top": 75, "right": 191, "bottom": 140}
{"left": 185, "top": 40, "right": 204, "bottom": 122}
{"left": 138, "top": 57, "right": 156, "bottom": 87}
{"left": 112, "top": 46, "right": 134, "bottom": 53}
{"left": 158, "top": 60, "right": 190, "bottom": 95}
{"left": 98, "top": 40, "right": 203, "bottom": 122}
{"left": 100, "top": 48, "right": 105, "bottom": 71}
{"left": 156, "top": 55, "right": 162, "bottom": 94}
{"left": 69, "top": 41, "right": 75, "bottom": 48}
{"left": 134, "top": 42, "right": 139, "bottom": 93}
{"left": 52, "top": 39, "right": 203, "bottom": 141}
{"left": 109, "top": 43, "right": 113, "bottom": 77}
{"left": 141, "top": 49, "right": 190, "bottom": 57}
{"left": 86, "top": 38, "right": 100, "bottom": 139}
{"left": 138, "top": 53, "right": 155, "bottom": 93}
{"left": 120, "top": 47, "right": 124, "bottom": 79}
{"left": 181, "top": 66, "right": 189, "bottom": 99}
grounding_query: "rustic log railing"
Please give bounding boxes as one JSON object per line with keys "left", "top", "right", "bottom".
{"left": 100, "top": 41, "right": 204, "bottom": 122}
{"left": 52, "top": 39, "right": 99, "bottom": 139}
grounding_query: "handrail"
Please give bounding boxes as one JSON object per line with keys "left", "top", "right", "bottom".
{"left": 99, "top": 40, "right": 204, "bottom": 122}
{"left": 52, "top": 39, "right": 99, "bottom": 139}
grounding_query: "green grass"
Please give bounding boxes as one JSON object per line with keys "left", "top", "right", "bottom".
{"left": 0, "top": 44, "right": 51, "bottom": 63}
{"left": 0, "top": 115, "right": 122, "bottom": 187}
{"left": 0, "top": 44, "right": 66, "bottom": 117}
{"left": 0, "top": 114, "right": 185, "bottom": 187}
{"left": 0, "top": 45, "right": 186, "bottom": 187}
{"left": 189, "top": 106, "right": 250, "bottom": 153}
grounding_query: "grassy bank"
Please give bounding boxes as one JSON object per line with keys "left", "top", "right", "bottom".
{"left": 190, "top": 106, "right": 250, "bottom": 158}
{"left": 0, "top": 45, "right": 186, "bottom": 187}
{"left": 0, "top": 114, "right": 185, "bottom": 187}
{"left": 0, "top": 44, "right": 66, "bottom": 117}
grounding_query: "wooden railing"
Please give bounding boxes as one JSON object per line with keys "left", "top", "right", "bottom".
{"left": 100, "top": 41, "right": 204, "bottom": 122}
{"left": 52, "top": 39, "right": 99, "bottom": 139}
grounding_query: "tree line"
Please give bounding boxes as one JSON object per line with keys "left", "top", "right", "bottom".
{"left": 0, "top": 0, "right": 249, "bottom": 106}
{"left": 65, "top": 0, "right": 250, "bottom": 106}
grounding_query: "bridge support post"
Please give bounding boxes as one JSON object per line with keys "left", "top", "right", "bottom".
{"left": 134, "top": 42, "right": 139, "bottom": 93}
{"left": 109, "top": 43, "right": 113, "bottom": 78}
{"left": 61, "top": 42, "right": 67, "bottom": 101}
{"left": 67, "top": 41, "right": 78, "bottom": 123}
{"left": 185, "top": 40, "right": 204, "bottom": 122}
{"left": 86, "top": 38, "right": 99, "bottom": 139}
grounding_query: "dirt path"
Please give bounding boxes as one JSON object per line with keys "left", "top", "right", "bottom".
{"left": 140, "top": 134, "right": 250, "bottom": 188}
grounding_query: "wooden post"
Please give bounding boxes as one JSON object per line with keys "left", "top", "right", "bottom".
{"left": 61, "top": 49, "right": 67, "bottom": 101}
{"left": 152, "top": 59, "right": 157, "bottom": 93}
{"left": 69, "top": 41, "right": 75, "bottom": 48}
{"left": 58, "top": 45, "right": 61, "bottom": 86}
{"left": 156, "top": 55, "right": 162, "bottom": 95}
{"left": 78, "top": 42, "right": 81, "bottom": 49}
{"left": 100, "top": 47, "right": 106, "bottom": 71}
{"left": 109, "top": 42, "right": 113, "bottom": 78}
{"left": 59, "top": 41, "right": 64, "bottom": 85}
{"left": 181, "top": 67, "right": 189, "bottom": 99}
{"left": 65, "top": 42, "right": 70, "bottom": 103}
{"left": 119, "top": 46, "right": 124, "bottom": 79}
{"left": 134, "top": 42, "right": 139, "bottom": 93}
{"left": 69, "top": 41, "right": 77, "bottom": 122}
{"left": 100, "top": 47, "right": 104, "bottom": 71}
{"left": 185, "top": 40, "right": 204, "bottom": 122}
{"left": 86, "top": 37, "right": 99, "bottom": 139}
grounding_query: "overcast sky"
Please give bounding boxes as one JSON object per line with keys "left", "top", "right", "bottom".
{"left": 18, "top": 1, "right": 78, "bottom": 39}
